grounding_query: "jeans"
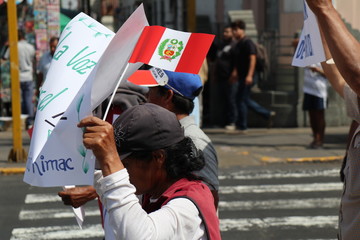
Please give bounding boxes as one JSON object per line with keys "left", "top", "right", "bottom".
{"left": 20, "top": 81, "right": 34, "bottom": 125}
{"left": 227, "top": 73, "right": 271, "bottom": 130}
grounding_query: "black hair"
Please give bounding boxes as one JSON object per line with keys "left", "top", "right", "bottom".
{"left": 127, "top": 137, "right": 205, "bottom": 181}
{"left": 18, "top": 30, "right": 25, "bottom": 40}
{"left": 49, "top": 36, "right": 59, "bottom": 44}
{"left": 157, "top": 86, "right": 196, "bottom": 114}
{"left": 231, "top": 20, "right": 246, "bottom": 30}
{"left": 163, "top": 137, "right": 205, "bottom": 181}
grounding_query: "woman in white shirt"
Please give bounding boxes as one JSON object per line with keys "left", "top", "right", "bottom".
{"left": 80, "top": 103, "right": 221, "bottom": 240}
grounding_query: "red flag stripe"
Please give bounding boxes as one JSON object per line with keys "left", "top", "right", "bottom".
{"left": 129, "top": 26, "right": 166, "bottom": 64}
{"left": 175, "top": 33, "right": 215, "bottom": 74}
{"left": 128, "top": 70, "right": 158, "bottom": 86}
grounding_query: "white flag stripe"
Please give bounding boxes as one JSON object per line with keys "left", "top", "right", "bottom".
{"left": 19, "top": 207, "right": 100, "bottom": 220}
{"left": 220, "top": 216, "right": 338, "bottom": 232}
{"left": 219, "top": 197, "right": 340, "bottom": 211}
{"left": 219, "top": 182, "right": 342, "bottom": 194}
{"left": 25, "top": 194, "right": 62, "bottom": 204}
{"left": 219, "top": 169, "right": 339, "bottom": 180}
{"left": 148, "top": 28, "right": 190, "bottom": 71}
{"left": 11, "top": 224, "right": 103, "bottom": 240}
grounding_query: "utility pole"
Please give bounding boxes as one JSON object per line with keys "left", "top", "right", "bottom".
{"left": 186, "top": 0, "right": 196, "bottom": 32}
{"left": 7, "top": 0, "right": 27, "bottom": 162}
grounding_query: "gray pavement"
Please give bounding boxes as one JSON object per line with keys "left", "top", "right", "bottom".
{"left": 0, "top": 125, "right": 349, "bottom": 173}
{"left": 206, "top": 126, "right": 347, "bottom": 168}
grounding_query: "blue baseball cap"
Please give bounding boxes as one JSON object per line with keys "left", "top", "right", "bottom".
{"left": 128, "top": 68, "right": 203, "bottom": 100}
{"left": 163, "top": 70, "right": 202, "bottom": 100}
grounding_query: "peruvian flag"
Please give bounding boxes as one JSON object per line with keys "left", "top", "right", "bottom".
{"left": 129, "top": 26, "right": 214, "bottom": 74}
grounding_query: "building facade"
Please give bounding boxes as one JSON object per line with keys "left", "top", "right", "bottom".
{"left": 114, "top": 0, "right": 358, "bottom": 127}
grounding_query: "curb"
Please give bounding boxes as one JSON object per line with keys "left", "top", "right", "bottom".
{"left": 0, "top": 168, "right": 26, "bottom": 175}
{"left": 261, "top": 155, "right": 344, "bottom": 163}
{"left": 286, "top": 156, "right": 344, "bottom": 163}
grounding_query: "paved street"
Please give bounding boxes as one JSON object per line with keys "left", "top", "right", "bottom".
{"left": 0, "top": 126, "right": 348, "bottom": 239}
{"left": 218, "top": 163, "right": 342, "bottom": 239}
{"left": 1, "top": 163, "right": 343, "bottom": 240}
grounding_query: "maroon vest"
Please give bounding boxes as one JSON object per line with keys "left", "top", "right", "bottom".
{"left": 142, "top": 178, "right": 221, "bottom": 240}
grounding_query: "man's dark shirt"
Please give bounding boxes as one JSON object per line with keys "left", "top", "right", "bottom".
{"left": 214, "top": 38, "right": 236, "bottom": 81}
{"left": 231, "top": 37, "right": 257, "bottom": 78}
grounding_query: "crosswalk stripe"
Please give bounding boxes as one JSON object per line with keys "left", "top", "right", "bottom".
{"left": 25, "top": 194, "right": 61, "bottom": 204}
{"left": 219, "top": 169, "right": 339, "bottom": 180}
{"left": 15, "top": 168, "right": 342, "bottom": 239}
{"left": 11, "top": 224, "right": 104, "bottom": 240}
{"left": 220, "top": 216, "right": 338, "bottom": 231}
{"left": 219, "top": 197, "right": 340, "bottom": 210}
{"left": 219, "top": 182, "right": 342, "bottom": 194}
{"left": 19, "top": 207, "right": 100, "bottom": 220}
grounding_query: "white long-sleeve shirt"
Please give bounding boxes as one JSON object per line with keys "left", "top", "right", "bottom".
{"left": 94, "top": 169, "right": 207, "bottom": 240}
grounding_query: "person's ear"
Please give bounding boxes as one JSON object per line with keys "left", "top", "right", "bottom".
{"left": 152, "top": 149, "right": 166, "bottom": 169}
{"left": 164, "top": 89, "right": 174, "bottom": 105}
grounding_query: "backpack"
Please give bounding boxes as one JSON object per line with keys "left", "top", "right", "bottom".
{"left": 255, "top": 43, "right": 269, "bottom": 72}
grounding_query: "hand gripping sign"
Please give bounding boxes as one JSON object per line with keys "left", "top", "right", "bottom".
{"left": 24, "top": 4, "right": 149, "bottom": 187}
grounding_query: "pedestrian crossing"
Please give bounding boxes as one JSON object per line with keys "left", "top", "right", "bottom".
{"left": 11, "top": 167, "right": 343, "bottom": 239}
{"left": 218, "top": 168, "right": 342, "bottom": 239}
{"left": 11, "top": 189, "right": 103, "bottom": 240}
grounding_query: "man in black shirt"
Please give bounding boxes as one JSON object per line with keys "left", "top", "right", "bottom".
{"left": 209, "top": 26, "right": 236, "bottom": 127}
{"left": 227, "top": 20, "right": 274, "bottom": 131}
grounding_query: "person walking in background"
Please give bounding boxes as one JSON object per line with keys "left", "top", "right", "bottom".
{"left": 210, "top": 25, "right": 236, "bottom": 127}
{"left": 226, "top": 20, "right": 275, "bottom": 132}
{"left": 0, "top": 42, "right": 11, "bottom": 116}
{"left": 303, "top": 63, "right": 329, "bottom": 149}
{"left": 3, "top": 30, "right": 35, "bottom": 129}
{"left": 37, "top": 36, "right": 59, "bottom": 92}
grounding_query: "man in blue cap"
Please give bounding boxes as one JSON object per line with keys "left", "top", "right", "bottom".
{"left": 143, "top": 68, "right": 219, "bottom": 208}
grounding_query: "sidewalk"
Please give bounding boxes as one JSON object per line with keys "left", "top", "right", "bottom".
{"left": 0, "top": 126, "right": 348, "bottom": 174}
{"left": 204, "top": 126, "right": 347, "bottom": 168}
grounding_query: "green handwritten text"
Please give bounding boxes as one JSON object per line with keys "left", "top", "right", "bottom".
{"left": 38, "top": 88, "right": 69, "bottom": 111}
{"left": 67, "top": 46, "right": 97, "bottom": 75}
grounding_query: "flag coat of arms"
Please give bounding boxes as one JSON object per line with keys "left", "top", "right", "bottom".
{"left": 129, "top": 26, "right": 214, "bottom": 74}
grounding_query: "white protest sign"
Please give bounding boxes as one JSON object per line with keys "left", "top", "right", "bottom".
{"left": 291, "top": 0, "right": 325, "bottom": 67}
{"left": 24, "top": 5, "right": 148, "bottom": 187}
{"left": 25, "top": 12, "right": 114, "bottom": 183}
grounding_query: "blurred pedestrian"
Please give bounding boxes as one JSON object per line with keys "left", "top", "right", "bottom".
{"left": 145, "top": 69, "right": 219, "bottom": 209}
{"left": 212, "top": 26, "right": 236, "bottom": 127}
{"left": 37, "top": 36, "right": 59, "bottom": 92}
{"left": 0, "top": 42, "right": 11, "bottom": 116}
{"left": 303, "top": 63, "right": 329, "bottom": 149}
{"left": 3, "top": 30, "right": 35, "bottom": 129}
{"left": 227, "top": 20, "right": 275, "bottom": 131}
{"left": 306, "top": 0, "right": 360, "bottom": 239}
{"left": 83, "top": 103, "right": 221, "bottom": 239}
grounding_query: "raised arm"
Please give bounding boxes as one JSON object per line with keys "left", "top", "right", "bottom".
{"left": 306, "top": 0, "right": 360, "bottom": 95}
{"left": 319, "top": 27, "right": 345, "bottom": 98}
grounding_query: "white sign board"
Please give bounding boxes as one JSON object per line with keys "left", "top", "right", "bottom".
{"left": 24, "top": 5, "right": 148, "bottom": 187}
{"left": 292, "top": 0, "right": 326, "bottom": 67}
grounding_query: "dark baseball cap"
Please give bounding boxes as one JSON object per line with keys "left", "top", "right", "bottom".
{"left": 127, "top": 68, "right": 203, "bottom": 100}
{"left": 112, "top": 103, "right": 185, "bottom": 159}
